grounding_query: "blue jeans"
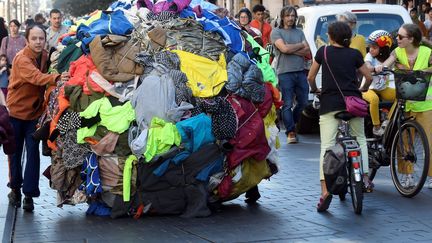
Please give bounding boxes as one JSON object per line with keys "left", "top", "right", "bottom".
{"left": 278, "top": 71, "right": 309, "bottom": 134}
{"left": 8, "top": 117, "right": 40, "bottom": 197}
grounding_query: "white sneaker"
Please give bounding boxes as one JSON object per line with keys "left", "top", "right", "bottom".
{"left": 401, "top": 174, "right": 415, "bottom": 188}
{"left": 399, "top": 174, "right": 407, "bottom": 185}
{"left": 381, "top": 120, "right": 389, "bottom": 129}
{"left": 428, "top": 178, "right": 432, "bottom": 189}
{"left": 373, "top": 126, "right": 385, "bottom": 136}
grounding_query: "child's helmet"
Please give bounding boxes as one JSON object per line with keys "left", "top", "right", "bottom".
{"left": 367, "top": 30, "right": 393, "bottom": 48}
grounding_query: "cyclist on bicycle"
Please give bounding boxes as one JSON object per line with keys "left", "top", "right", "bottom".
{"left": 307, "top": 21, "right": 372, "bottom": 212}
{"left": 362, "top": 30, "right": 396, "bottom": 136}
{"left": 375, "top": 23, "right": 432, "bottom": 189}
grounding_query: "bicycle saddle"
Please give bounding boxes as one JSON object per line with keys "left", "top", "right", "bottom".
{"left": 334, "top": 111, "right": 355, "bottom": 121}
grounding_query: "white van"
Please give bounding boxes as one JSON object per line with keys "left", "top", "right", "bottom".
{"left": 298, "top": 4, "right": 412, "bottom": 58}
{"left": 295, "top": 3, "right": 412, "bottom": 133}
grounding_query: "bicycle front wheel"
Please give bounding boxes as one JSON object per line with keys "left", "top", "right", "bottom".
{"left": 390, "top": 121, "right": 430, "bottom": 198}
{"left": 349, "top": 168, "right": 363, "bottom": 214}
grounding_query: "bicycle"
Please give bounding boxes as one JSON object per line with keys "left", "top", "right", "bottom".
{"left": 367, "top": 69, "right": 430, "bottom": 198}
{"left": 335, "top": 111, "right": 364, "bottom": 214}
{"left": 313, "top": 93, "right": 364, "bottom": 214}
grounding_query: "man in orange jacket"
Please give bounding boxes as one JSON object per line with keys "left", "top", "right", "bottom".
{"left": 6, "top": 24, "right": 67, "bottom": 212}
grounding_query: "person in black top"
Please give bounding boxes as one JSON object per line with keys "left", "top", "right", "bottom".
{"left": 0, "top": 17, "right": 8, "bottom": 45}
{"left": 307, "top": 21, "right": 372, "bottom": 213}
{"left": 24, "top": 15, "right": 35, "bottom": 28}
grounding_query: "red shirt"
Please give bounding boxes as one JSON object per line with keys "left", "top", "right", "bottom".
{"left": 250, "top": 19, "right": 272, "bottom": 47}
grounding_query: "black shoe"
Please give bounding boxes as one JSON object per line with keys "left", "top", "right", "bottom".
{"left": 8, "top": 189, "right": 21, "bottom": 208}
{"left": 22, "top": 197, "right": 34, "bottom": 212}
{"left": 245, "top": 186, "right": 261, "bottom": 204}
{"left": 267, "top": 160, "right": 279, "bottom": 175}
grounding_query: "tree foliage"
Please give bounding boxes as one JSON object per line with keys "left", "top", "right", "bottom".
{"left": 52, "top": 0, "right": 113, "bottom": 17}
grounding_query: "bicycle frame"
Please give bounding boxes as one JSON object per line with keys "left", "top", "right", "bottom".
{"left": 382, "top": 99, "right": 413, "bottom": 153}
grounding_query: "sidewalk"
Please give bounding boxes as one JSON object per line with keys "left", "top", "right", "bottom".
{"left": 2, "top": 135, "right": 432, "bottom": 242}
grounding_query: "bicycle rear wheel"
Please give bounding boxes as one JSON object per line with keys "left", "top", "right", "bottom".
{"left": 390, "top": 121, "right": 430, "bottom": 198}
{"left": 349, "top": 168, "right": 363, "bottom": 214}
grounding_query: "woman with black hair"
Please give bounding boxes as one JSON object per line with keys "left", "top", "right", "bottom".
{"left": 307, "top": 21, "right": 372, "bottom": 212}
{"left": 1, "top": 19, "right": 26, "bottom": 65}
{"left": 0, "top": 17, "right": 8, "bottom": 45}
{"left": 237, "top": 8, "right": 263, "bottom": 47}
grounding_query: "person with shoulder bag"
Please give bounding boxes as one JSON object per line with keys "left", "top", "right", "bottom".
{"left": 0, "top": 19, "right": 26, "bottom": 66}
{"left": 307, "top": 21, "right": 372, "bottom": 212}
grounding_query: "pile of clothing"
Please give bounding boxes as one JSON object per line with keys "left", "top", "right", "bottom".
{"left": 39, "top": 0, "right": 281, "bottom": 219}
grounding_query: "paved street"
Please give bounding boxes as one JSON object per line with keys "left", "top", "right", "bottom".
{"left": 1, "top": 134, "right": 432, "bottom": 243}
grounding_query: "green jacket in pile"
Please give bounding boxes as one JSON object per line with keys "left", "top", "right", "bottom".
{"left": 244, "top": 32, "right": 277, "bottom": 87}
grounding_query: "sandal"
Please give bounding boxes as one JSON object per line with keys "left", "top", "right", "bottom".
{"left": 317, "top": 194, "right": 332, "bottom": 212}
{"left": 363, "top": 180, "right": 374, "bottom": 193}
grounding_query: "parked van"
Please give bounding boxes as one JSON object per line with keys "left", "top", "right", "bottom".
{"left": 295, "top": 3, "right": 412, "bottom": 134}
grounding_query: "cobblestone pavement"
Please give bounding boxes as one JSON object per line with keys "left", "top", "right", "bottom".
{"left": 2, "top": 134, "right": 432, "bottom": 243}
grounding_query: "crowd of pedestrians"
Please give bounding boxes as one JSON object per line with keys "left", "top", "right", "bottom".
{"left": 0, "top": 0, "right": 431, "bottom": 216}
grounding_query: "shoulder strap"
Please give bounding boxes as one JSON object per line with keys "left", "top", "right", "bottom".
{"left": 324, "top": 46, "right": 345, "bottom": 99}
{"left": 5, "top": 37, "right": 8, "bottom": 52}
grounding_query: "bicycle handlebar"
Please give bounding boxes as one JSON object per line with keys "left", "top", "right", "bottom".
{"left": 373, "top": 67, "right": 432, "bottom": 76}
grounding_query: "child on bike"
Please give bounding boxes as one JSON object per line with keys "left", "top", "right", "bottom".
{"left": 375, "top": 23, "right": 432, "bottom": 189}
{"left": 362, "top": 30, "right": 396, "bottom": 136}
{"left": 307, "top": 21, "right": 372, "bottom": 212}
